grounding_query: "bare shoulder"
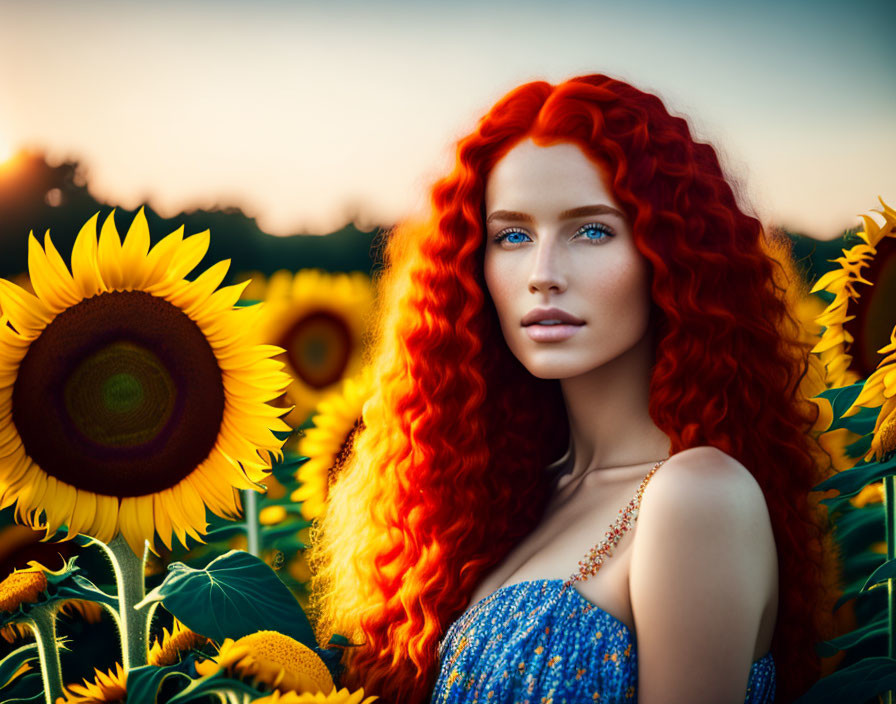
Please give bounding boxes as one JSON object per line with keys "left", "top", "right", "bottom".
{"left": 641, "top": 445, "right": 769, "bottom": 518}
{"left": 629, "top": 445, "right": 778, "bottom": 702}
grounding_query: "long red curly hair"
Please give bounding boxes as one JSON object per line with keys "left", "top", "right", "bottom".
{"left": 305, "top": 74, "right": 841, "bottom": 704}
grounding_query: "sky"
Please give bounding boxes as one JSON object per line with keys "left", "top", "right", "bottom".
{"left": 0, "top": 0, "right": 893, "bottom": 238}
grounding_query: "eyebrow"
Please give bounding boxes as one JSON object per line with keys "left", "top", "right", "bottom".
{"left": 485, "top": 204, "right": 626, "bottom": 224}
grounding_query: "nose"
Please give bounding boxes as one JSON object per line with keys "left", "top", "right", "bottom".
{"left": 527, "top": 239, "right": 567, "bottom": 295}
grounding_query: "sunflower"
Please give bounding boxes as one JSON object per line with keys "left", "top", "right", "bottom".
{"left": 57, "top": 661, "right": 127, "bottom": 703}
{"left": 253, "top": 687, "right": 379, "bottom": 704}
{"left": 290, "top": 367, "right": 373, "bottom": 521}
{"left": 194, "top": 630, "right": 334, "bottom": 694}
{"left": 0, "top": 561, "right": 48, "bottom": 612}
{"left": 0, "top": 209, "right": 294, "bottom": 557}
{"left": 810, "top": 197, "right": 896, "bottom": 386}
{"left": 841, "top": 326, "right": 896, "bottom": 462}
{"left": 238, "top": 268, "right": 374, "bottom": 430}
{"left": 147, "top": 615, "right": 210, "bottom": 667}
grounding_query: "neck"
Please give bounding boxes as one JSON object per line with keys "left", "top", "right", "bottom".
{"left": 554, "top": 326, "right": 671, "bottom": 487}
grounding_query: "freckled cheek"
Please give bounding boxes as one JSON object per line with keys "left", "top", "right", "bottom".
{"left": 483, "top": 261, "right": 521, "bottom": 321}
{"left": 580, "top": 260, "right": 650, "bottom": 323}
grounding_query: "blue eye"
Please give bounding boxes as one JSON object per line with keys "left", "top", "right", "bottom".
{"left": 575, "top": 223, "right": 614, "bottom": 242}
{"left": 492, "top": 223, "right": 615, "bottom": 246}
{"left": 493, "top": 228, "right": 530, "bottom": 245}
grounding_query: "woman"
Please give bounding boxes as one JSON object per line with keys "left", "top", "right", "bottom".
{"left": 306, "top": 74, "right": 838, "bottom": 704}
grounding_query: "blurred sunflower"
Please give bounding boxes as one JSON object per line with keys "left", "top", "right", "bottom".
{"left": 0, "top": 209, "right": 294, "bottom": 556}
{"left": 290, "top": 368, "right": 373, "bottom": 521}
{"left": 195, "top": 630, "right": 334, "bottom": 694}
{"left": 239, "top": 269, "right": 374, "bottom": 430}
{"left": 807, "top": 199, "right": 896, "bottom": 472}
{"left": 57, "top": 661, "right": 127, "bottom": 703}
{"left": 253, "top": 687, "right": 379, "bottom": 703}
{"left": 147, "top": 615, "right": 210, "bottom": 667}
{"left": 850, "top": 481, "right": 885, "bottom": 509}
{"left": 810, "top": 197, "right": 896, "bottom": 385}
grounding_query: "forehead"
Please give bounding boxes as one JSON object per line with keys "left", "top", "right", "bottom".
{"left": 484, "top": 138, "right": 616, "bottom": 212}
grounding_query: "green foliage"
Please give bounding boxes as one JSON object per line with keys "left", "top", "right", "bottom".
{"left": 796, "top": 657, "right": 896, "bottom": 703}
{"left": 136, "top": 550, "right": 316, "bottom": 647}
{"left": 797, "top": 378, "right": 895, "bottom": 701}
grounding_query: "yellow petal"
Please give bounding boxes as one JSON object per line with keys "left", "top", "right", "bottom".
{"left": 118, "top": 496, "right": 145, "bottom": 557}
{"left": 163, "top": 231, "right": 210, "bottom": 283}
{"left": 152, "top": 489, "right": 175, "bottom": 552}
{"left": 42, "top": 232, "right": 83, "bottom": 305}
{"left": 97, "top": 211, "right": 125, "bottom": 291}
{"left": 142, "top": 226, "right": 185, "bottom": 286}
{"left": 0, "top": 279, "right": 53, "bottom": 336}
{"left": 27, "top": 232, "right": 79, "bottom": 314}
{"left": 69, "top": 488, "right": 97, "bottom": 537}
{"left": 70, "top": 213, "right": 104, "bottom": 299}
{"left": 120, "top": 207, "right": 152, "bottom": 289}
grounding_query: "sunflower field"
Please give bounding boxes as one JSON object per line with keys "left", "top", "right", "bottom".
{"left": 0, "top": 196, "right": 895, "bottom": 704}
{"left": 0, "top": 209, "right": 378, "bottom": 703}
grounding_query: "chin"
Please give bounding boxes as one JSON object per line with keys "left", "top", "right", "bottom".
{"left": 518, "top": 358, "right": 593, "bottom": 380}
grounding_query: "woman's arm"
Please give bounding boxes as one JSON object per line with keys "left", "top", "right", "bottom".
{"left": 629, "top": 446, "right": 776, "bottom": 704}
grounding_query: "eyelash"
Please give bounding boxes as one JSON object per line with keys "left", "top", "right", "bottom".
{"left": 491, "top": 222, "right": 615, "bottom": 246}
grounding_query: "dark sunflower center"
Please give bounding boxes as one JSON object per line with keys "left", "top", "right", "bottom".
{"left": 280, "top": 311, "right": 352, "bottom": 389}
{"left": 12, "top": 290, "right": 225, "bottom": 497}
{"left": 842, "top": 246, "right": 896, "bottom": 377}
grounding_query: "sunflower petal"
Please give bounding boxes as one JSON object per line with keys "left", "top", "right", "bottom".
{"left": 164, "top": 231, "right": 210, "bottom": 283}
{"left": 42, "top": 232, "right": 83, "bottom": 303}
{"left": 152, "top": 490, "right": 175, "bottom": 551}
{"left": 118, "top": 497, "right": 146, "bottom": 557}
{"left": 88, "top": 494, "right": 120, "bottom": 544}
{"left": 0, "top": 279, "right": 53, "bottom": 336}
{"left": 70, "top": 213, "right": 104, "bottom": 299}
{"left": 97, "top": 211, "right": 125, "bottom": 291}
{"left": 120, "top": 207, "right": 152, "bottom": 289}
{"left": 27, "top": 232, "right": 79, "bottom": 314}
{"left": 142, "top": 226, "right": 185, "bottom": 286}
{"left": 69, "top": 488, "right": 98, "bottom": 537}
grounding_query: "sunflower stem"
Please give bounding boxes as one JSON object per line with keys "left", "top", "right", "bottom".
{"left": 886, "top": 474, "right": 895, "bottom": 704}
{"left": 27, "top": 603, "right": 64, "bottom": 704}
{"left": 100, "top": 533, "right": 152, "bottom": 671}
{"left": 245, "top": 489, "right": 260, "bottom": 557}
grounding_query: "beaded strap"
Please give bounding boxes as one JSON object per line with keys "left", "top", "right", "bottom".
{"left": 561, "top": 457, "right": 667, "bottom": 590}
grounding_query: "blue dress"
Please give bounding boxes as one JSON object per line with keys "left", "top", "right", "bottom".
{"left": 430, "top": 456, "right": 776, "bottom": 704}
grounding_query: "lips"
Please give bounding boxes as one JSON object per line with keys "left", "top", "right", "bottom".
{"left": 521, "top": 307, "right": 585, "bottom": 326}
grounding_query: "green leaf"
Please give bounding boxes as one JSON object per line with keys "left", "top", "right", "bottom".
{"left": 835, "top": 563, "right": 886, "bottom": 610}
{"left": 834, "top": 504, "right": 885, "bottom": 554}
{"left": 793, "top": 656, "right": 896, "bottom": 703}
{"left": 0, "top": 642, "right": 39, "bottom": 690}
{"left": 205, "top": 524, "right": 247, "bottom": 542}
{"left": 135, "top": 549, "right": 316, "bottom": 647}
{"left": 844, "top": 433, "right": 873, "bottom": 459}
{"left": 814, "top": 383, "right": 865, "bottom": 421}
{"left": 125, "top": 656, "right": 198, "bottom": 704}
{"left": 813, "top": 453, "right": 896, "bottom": 498}
{"left": 837, "top": 405, "right": 880, "bottom": 436}
{"left": 862, "top": 556, "right": 896, "bottom": 592}
{"left": 55, "top": 574, "right": 119, "bottom": 611}
{"left": 0, "top": 676, "right": 44, "bottom": 704}
{"left": 815, "top": 611, "right": 887, "bottom": 657}
{"left": 166, "top": 670, "right": 266, "bottom": 704}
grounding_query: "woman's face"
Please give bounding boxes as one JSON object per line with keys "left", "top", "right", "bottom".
{"left": 483, "top": 138, "right": 652, "bottom": 380}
